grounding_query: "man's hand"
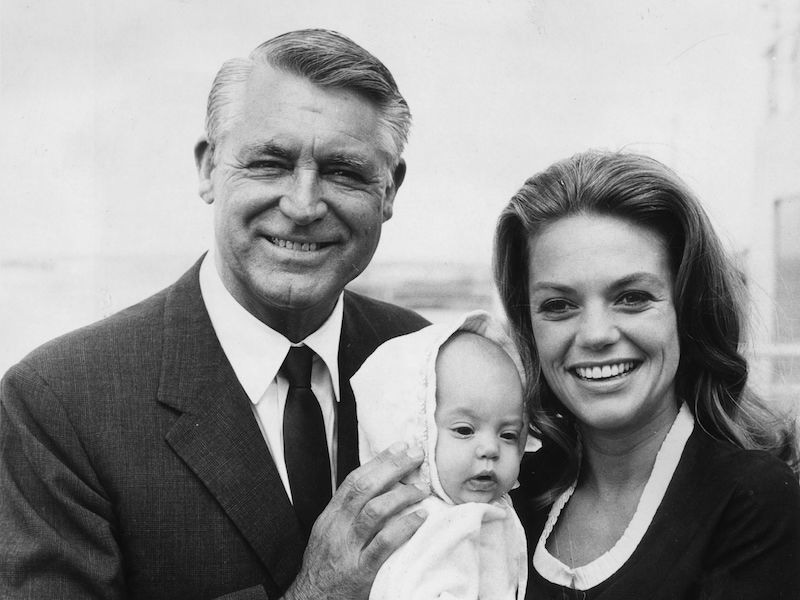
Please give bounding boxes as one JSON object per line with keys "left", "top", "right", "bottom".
{"left": 283, "top": 442, "right": 428, "bottom": 600}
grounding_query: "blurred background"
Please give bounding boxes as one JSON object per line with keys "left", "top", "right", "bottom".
{"left": 1, "top": 0, "right": 799, "bottom": 410}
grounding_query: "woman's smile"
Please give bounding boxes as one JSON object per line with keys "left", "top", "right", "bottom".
{"left": 571, "top": 360, "right": 640, "bottom": 381}
{"left": 528, "top": 213, "right": 681, "bottom": 436}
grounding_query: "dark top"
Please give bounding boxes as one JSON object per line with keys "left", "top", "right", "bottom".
{"left": 512, "top": 427, "right": 800, "bottom": 600}
{"left": 0, "top": 258, "right": 430, "bottom": 600}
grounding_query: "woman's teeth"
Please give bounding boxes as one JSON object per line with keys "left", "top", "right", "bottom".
{"left": 574, "top": 362, "right": 636, "bottom": 380}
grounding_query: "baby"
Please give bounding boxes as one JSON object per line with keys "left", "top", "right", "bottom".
{"left": 352, "top": 311, "right": 534, "bottom": 600}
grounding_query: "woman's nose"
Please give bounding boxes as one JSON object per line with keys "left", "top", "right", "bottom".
{"left": 576, "top": 304, "right": 620, "bottom": 349}
{"left": 279, "top": 169, "right": 328, "bottom": 224}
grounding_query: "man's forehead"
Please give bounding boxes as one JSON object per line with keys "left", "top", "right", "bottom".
{"left": 243, "top": 63, "right": 374, "bottom": 116}
{"left": 228, "top": 68, "right": 378, "bottom": 138}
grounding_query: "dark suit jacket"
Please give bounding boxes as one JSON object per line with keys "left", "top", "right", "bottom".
{"left": 0, "top": 259, "right": 429, "bottom": 599}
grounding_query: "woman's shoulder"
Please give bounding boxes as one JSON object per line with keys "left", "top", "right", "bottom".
{"left": 683, "top": 427, "right": 800, "bottom": 510}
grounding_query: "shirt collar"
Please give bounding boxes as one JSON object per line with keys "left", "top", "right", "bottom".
{"left": 199, "top": 251, "right": 344, "bottom": 405}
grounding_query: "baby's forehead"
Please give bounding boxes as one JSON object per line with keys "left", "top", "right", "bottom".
{"left": 434, "top": 332, "right": 524, "bottom": 410}
{"left": 436, "top": 331, "right": 516, "bottom": 372}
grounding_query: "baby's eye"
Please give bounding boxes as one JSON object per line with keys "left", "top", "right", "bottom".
{"left": 452, "top": 425, "right": 474, "bottom": 437}
{"left": 500, "top": 431, "right": 520, "bottom": 442}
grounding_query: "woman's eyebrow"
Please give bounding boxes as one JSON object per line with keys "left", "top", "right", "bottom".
{"left": 611, "top": 272, "right": 669, "bottom": 289}
{"left": 529, "top": 281, "right": 575, "bottom": 294}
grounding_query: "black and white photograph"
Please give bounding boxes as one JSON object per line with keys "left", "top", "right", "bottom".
{"left": 1, "top": 1, "right": 799, "bottom": 598}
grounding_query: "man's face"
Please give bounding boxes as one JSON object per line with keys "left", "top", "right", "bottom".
{"left": 199, "top": 64, "right": 400, "bottom": 334}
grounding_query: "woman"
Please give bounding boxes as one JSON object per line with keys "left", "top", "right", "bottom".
{"left": 494, "top": 150, "right": 800, "bottom": 599}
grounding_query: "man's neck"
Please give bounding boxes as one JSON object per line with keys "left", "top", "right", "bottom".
{"left": 255, "top": 302, "right": 337, "bottom": 343}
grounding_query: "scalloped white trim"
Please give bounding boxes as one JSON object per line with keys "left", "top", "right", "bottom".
{"left": 533, "top": 403, "right": 694, "bottom": 590}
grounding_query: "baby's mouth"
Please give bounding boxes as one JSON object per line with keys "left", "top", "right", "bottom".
{"left": 468, "top": 472, "right": 498, "bottom": 489}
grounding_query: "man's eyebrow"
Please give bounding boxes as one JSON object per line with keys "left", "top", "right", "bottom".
{"left": 238, "top": 141, "right": 294, "bottom": 159}
{"left": 324, "top": 152, "right": 372, "bottom": 170}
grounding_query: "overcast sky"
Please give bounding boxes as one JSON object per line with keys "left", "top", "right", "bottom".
{"left": 0, "top": 0, "right": 774, "bottom": 270}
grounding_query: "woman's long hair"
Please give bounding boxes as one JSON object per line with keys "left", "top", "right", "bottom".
{"left": 494, "top": 150, "right": 799, "bottom": 506}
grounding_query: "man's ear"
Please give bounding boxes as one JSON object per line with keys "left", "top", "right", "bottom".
{"left": 382, "top": 159, "right": 406, "bottom": 221}
{"left": 194, "top": 137, "right": 215, "bottom": 205}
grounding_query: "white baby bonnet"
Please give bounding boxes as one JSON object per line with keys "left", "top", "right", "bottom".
{"left": 352, "top": 309, "right": 532, "bottom": 503}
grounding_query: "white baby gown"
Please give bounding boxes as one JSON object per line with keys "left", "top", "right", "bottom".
{"left": 352, "top": 310, "right": 535, "bottom": 600}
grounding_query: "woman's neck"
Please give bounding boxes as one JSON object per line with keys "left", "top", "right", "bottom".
{"left": 578, "top": 403, "right": 679, "bottom": 497}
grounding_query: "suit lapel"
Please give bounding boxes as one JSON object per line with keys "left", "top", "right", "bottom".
{"left": 156, "top": 262, "right": 304, "bottom": 592}
{"left": 152, "top": 270, "right": 428, "bottom": 591}
{"left": 335, "top": 291, "right": 430, "bottom": 483}
{"left": 336, "top": 293, "right": 382, "bottom": 483}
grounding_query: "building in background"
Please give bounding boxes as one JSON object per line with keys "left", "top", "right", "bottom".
{"left": 752, "top": 0, "right": 800, "bottom": 409}
{"left": 349, "top": 261, "right": 497, "bottom": 324}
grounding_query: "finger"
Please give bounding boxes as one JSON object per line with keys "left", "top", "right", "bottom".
{"left": 360, "top": 505, "right": 428, "bottom": 573}
{"left": 332, "top": 442, "right": 424, "bottom": 516}
{"left": 352, "top": 481, "right": 427, "bottom": 542}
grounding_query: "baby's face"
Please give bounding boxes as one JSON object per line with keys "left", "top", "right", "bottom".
{"left": 434, "top": 333, "right": 525, "bottom": 504}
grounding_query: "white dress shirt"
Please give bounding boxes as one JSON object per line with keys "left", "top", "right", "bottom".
{"left": 198, "top": 252, "right": 342, "bottom": 500}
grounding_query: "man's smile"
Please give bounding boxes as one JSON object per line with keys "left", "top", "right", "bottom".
{"left": 267, "top": 235, "right": 335, "bottom": 252}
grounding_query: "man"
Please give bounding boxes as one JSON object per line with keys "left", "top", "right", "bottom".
{"left": 0, "top": 30, "right": 430, "bottom": 599}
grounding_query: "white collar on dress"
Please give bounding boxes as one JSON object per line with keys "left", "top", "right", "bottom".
{"left": 198, "top": 250, "right": 343, "bottom": 405}
{"left": 533, "top": 402, "right": 695, "bottom": 590}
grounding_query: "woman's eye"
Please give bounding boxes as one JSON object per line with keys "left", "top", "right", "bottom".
{"left": 539, "top": 298, "right": 575, "bottom": 314}
{"left": 617, "top": 291, "right": 653, "bottom": 307}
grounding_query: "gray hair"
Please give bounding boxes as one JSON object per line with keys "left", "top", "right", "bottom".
{"left": 204, "top": 29, "right": 411, "bottom": 171}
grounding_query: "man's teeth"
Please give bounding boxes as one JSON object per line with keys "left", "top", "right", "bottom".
{"left": 270, "top": 237, "right": 319, "bottom": 251}
{"left": 575, "top": 362, "right": 635, "bottom": 380}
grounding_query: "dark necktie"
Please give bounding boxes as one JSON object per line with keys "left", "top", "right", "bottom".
{"left": 281, "top": 345, "right": 332, "bottom": 539}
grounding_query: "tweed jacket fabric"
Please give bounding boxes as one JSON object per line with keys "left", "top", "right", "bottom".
{"left": 0, "top": 258, "right": 429, "bottom": 599}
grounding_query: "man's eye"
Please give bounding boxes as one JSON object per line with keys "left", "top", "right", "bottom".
{"left": 248, "top": 160, "right": 289, "bottom": 171}
{"left": 327, "top": 168, "right": 365, "bottom": 183}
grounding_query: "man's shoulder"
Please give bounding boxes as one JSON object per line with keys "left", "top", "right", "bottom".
{"left": 11, "top": 261, "right": 201, "bottom": 379}
{"left": 339, "top": 290, "right": 430, "bottom": 375}
{"left": 343, "top": 289, "right": 430, "bottom": 336}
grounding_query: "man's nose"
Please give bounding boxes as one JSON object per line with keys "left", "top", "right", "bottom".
{"left": 279, "top": 169, "right": 328, "bottom": 224}
{"left": 575, "top": 303, "right": 620, "bottom": 350}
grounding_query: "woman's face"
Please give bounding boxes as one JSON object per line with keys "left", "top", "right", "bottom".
{"left": 527, "top": 213, "right": 680, "bottom": 437}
